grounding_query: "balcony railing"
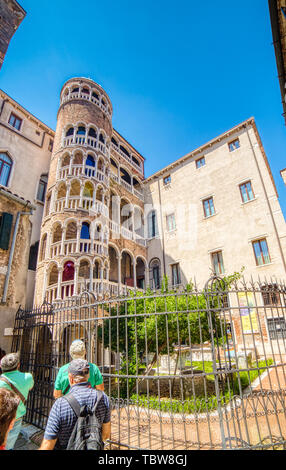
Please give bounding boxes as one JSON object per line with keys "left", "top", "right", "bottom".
{"left": 46, "top": 280, "right": 140, "bottom": 302}
{"left": 62, "top": 135, "right": 107, "bottom": 155}
{"left": 111, "top": 143, "right": 143, "bottom": 174}
{"left": 54, "top": 197, "right": 109, "bottom": 216}
{"left": 61, "top": 92, "right": 112, "bottom": 120}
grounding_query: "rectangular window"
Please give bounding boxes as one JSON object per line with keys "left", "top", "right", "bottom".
{"left": 48, "top": 139, "right": 54, "bottom": 152}
{"left": 163, "top": 175, "right": 171, "bottom": 185}
{"left": 166, "top": 213, "right": 176, "bottom": 232}
{"left": 228, "top": 139, "right": 240, "bottom": 152}
{"left": 0, "top": 213, "right": 13, "bottom": 250}
{"left": 196, "top": 157, "right": 205, "bottom": 169}
{"left": 8, "top": 113, "right": 22, "bottom": 131}
{"left": 171, "top": 263, "right": 181, "bottom": 286}
{"left": 267, "top": 318, "right": 286, "bottom": 340}
{"left": 148, "top": 210, "right": 158, "bottom": 238}
{"left": 252, "top": 239, "right": 271, "bottom": 266}
{"left": 37, "top": 175, "right": 48, "bottom": 202}
{"left": 262, "top": 285, "right": 281, "bottom": 307}
{"left": 203, "top": 197, "right": 215, "bottom": 218}
{"left": 211, "top": 251, "right": 225, "bottom": 275}
{"left": 239, "top": 181, "right": 254, "bottom": 203}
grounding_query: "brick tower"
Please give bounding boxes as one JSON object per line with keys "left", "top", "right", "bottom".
{"left": 34, "top": 77, "right": 147, "bottom": 305}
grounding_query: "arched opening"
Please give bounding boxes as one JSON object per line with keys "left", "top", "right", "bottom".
{"left": 62, "top": 261, "right": 75, "bottom": 282}
{"left": 82, "top": 87, "right": 90, "bottom": 95}
{"left": 120, "top": 146, "right": 131, "bottom": 159}
{"left": 99, "top": 133, "right": 105, "bottom": 144}
{"left": 120, "top": 167, "right": 131, "bottom": 186}
{"left": 92, "top": 91, "right": 99, "bottom": 100}
{"left": 83, "top": 181, "right": 94, "bottom": 198}
{"left": 108, "top": 246, "right": 118, "bottom": 283}
{"left": 132, "top": 155, "right": 140, "bottom": 167}
{"left": 93, "top": 261, "right": 100, "bottom": 279}
{"left": 66, "top": 221, "right": 77, "bottom": 240}
{"left": 77, "top": 126, "right": 86, "bottom": 136}
{"left": 48, "top": 264, "right": 59, "bottom": 286}
{"left": 45, "top": 193, "right": 51, "bottom": 217}
{"left": 66, "top": 127, "right": 74, "bottom": 137}
{"left": 61, "top": 154, "right": 70, "bottom": 168}
{"left": 136, "top": 257, "right": 146, "bottom": 289}
{"left": 62, "top": 261, "right": 75, "bottom": 298}
{"left": 149, "top": 258, "right": 161, "bottom": 289}
{"left": 88, "top": 128, "right": 97, "bottom": 138}
{"left": 73, "top": 151, "right": 83, "bottom": 165}
{"left": 121, "top": 199, "right": 133, "bottom": 231}
{"left": 121, "top": 252, "right": 133, "bottom": 287}
{"left": 52, "top": 223, "right": 63, "bottom": 244}
{"left": 134, "top": 207, "right": 144, "bottom": 237}
{"left": 80, "top": 222, "right": 90, "bottom": 240}
{"left": 97, "top": 158, "right": 104, "bottom": 172}
{"left": 70, "top": 180, "right": 81, "bottom": 196}
{"left": 40, "top": 234, "right": 47, "bottom": 261}
{"left": 57, "top": 182, "right": 67, "bottom": 200}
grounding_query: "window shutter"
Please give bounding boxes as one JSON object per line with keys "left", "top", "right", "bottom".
{"left": 0, "top": 213, "right": 13, "bottom": 250}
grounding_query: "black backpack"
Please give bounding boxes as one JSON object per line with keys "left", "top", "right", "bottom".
{"left": 63, "top": 390, "right": 104, "bottom": 450}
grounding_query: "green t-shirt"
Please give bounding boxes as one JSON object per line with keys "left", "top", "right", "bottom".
{"left": 54, "top": 362, "right": 103, "bottom": 394}
{"left": 0, "top": 370, "right": 34, "bottom": 419}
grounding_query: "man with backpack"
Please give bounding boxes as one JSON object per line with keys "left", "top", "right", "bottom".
{"left": 39, "top": 359, "right": 111, "bottom": 450}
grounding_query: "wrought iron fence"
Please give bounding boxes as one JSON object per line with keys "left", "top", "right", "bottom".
{"left": 11, "top": 276, "right": 286, "bottom": 450}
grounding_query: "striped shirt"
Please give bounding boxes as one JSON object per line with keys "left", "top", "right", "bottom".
{"left": 44, "top": 382, "right": 110, "bottom": 449}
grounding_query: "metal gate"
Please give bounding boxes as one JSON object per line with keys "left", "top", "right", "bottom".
{"left": 11, "top": 276, "right": 286, "bottom": 450}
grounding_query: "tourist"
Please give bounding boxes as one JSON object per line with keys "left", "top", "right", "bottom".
{"left": 0, "top": 349, "right": 6, "bottom": 374}
{"left": 53, "top": 339, "right": 104, "bottom": 399}
{"left": 0, "top": 388, "right": 20, "bottom": 450}
{"left": 40, "top": 359, "right": 111, "bottom": 450}
{"left": 0, "top": 353, "right": 34, "bottom": 450}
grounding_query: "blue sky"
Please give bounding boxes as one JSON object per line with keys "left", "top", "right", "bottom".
{"left": 1, "top": 0, "right": 286, "bottom": 214}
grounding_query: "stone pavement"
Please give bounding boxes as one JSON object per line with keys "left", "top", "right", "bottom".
{"left": 14, "top": 423, "right": 43, "bottom": 450}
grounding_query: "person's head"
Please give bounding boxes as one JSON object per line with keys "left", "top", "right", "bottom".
{"left": 0, "top": 388, "right": 20, "bottom": 447}
{"left": 68, "top": 359, "right": 90, "bottom": 386}
{"left": 69, "top": 340, "right": 86, "bottom": 360}
{"left": 0, "top": 352, "right": 20, "bottom": 373}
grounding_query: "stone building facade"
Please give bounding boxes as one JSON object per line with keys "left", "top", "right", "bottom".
{"left": 0, "top": 90, "right": 54, "bottom": 351}
{"left": 0, "top": 0, "right": 26, "bottom": 70}
{"left": 145, "top": 118, "right": 286, "bottom": 289}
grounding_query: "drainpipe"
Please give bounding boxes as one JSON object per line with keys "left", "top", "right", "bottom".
{"left": 157, "top": 178, "right": 167, "bottom": 277}
{"left": 2, "top": 210, "right": 33, "bottom": 304}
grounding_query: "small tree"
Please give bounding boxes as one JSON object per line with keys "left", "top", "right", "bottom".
{"left": 98, "top": 272, "right": 242, "bottom": 397}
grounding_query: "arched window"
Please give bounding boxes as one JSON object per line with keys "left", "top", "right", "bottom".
{"left": 99, "top": 133, "right": 105, "bottom": 144}
{"left": 88, "top": 128, "right": 97, "bottom": 138}
{"left": 149, "top": 258, "right": 161, "bottom": 289}
{"left": 0, "top": 153, "right": 12, "bottom": 186}
{"left": 86, "top": 155, "right": 95, "bottom": 167}
{"left": 80, "top": 222, "right": 90, "bottom": 240}
{"left": 66, "top": 127, "right": 74, "bottom": 137}
{"left": 62, "top": 261, "right": 75, "bottom": 282}
{"left": 37, "top": 174, "right": 48, "bottom": 202}
{"left": 77, "top": 126, "right": 86, "bottom": 136}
